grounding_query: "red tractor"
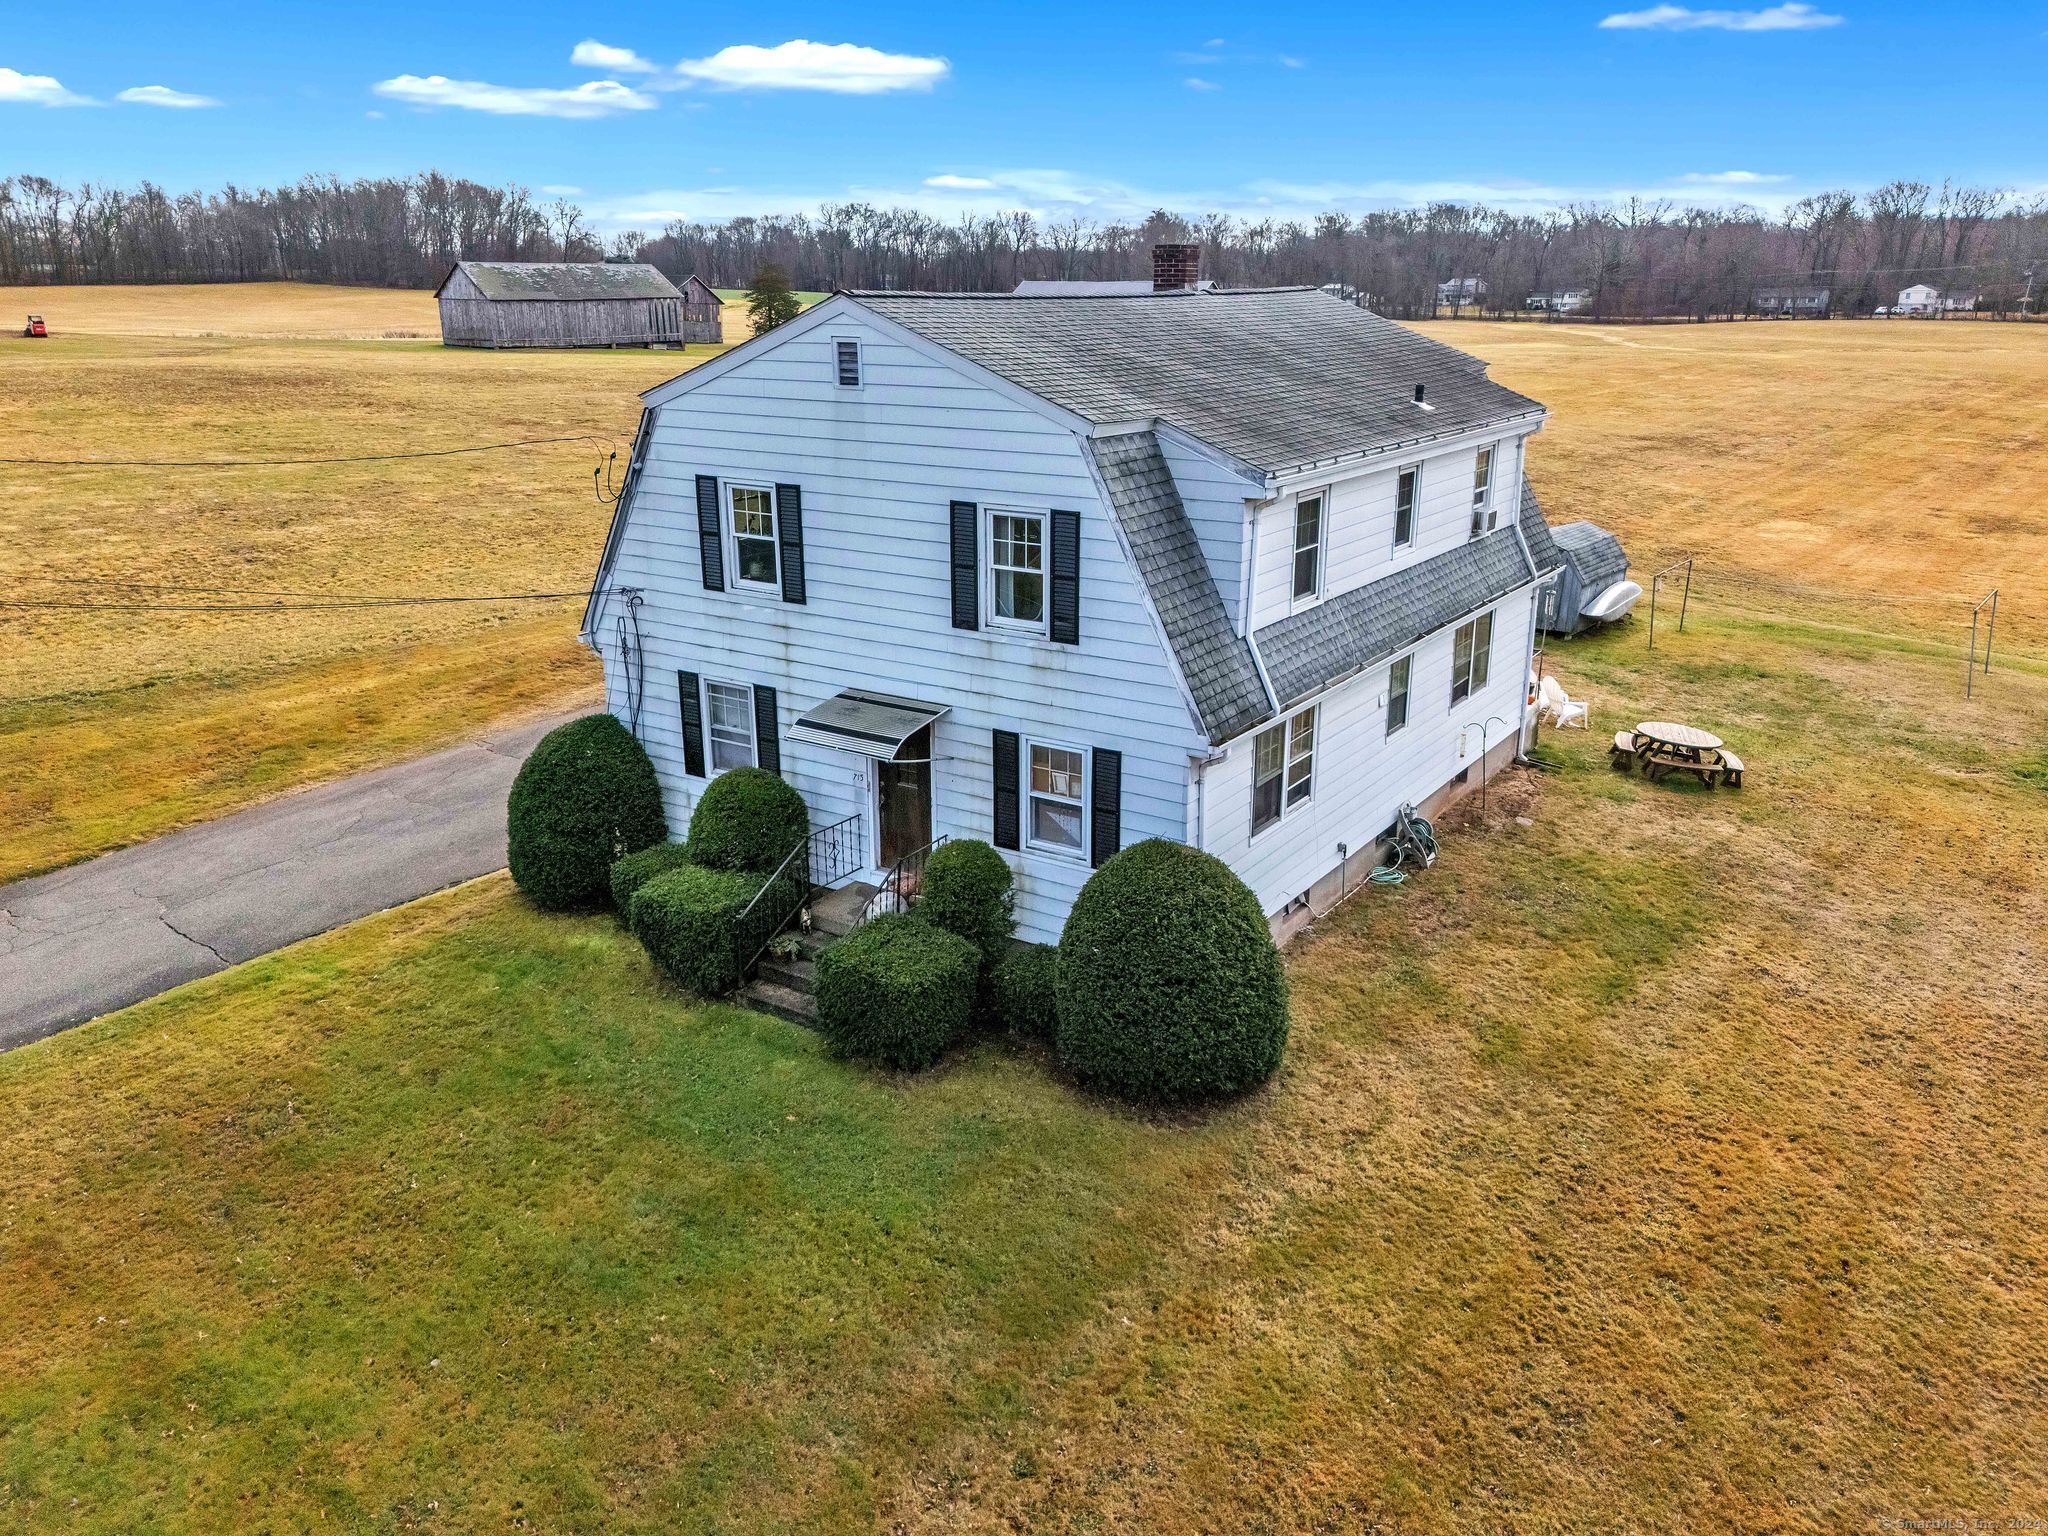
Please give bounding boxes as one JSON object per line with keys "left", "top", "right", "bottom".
{"left": 22, "top": 314, "right": 47, "bottom": 338}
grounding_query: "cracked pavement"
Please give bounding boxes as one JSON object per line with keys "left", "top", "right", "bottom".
{"left": 0, "top": 711, "right": 578, "bottom": 1051}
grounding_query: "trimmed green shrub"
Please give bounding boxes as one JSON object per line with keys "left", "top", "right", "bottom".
{"left": 993, "top": 942, "right": 1059, "bottom": 1042}
{"left": 918, "top": 839, "right": 1016, "bottom": 972}
{"left": 814, "top": 915, "right": 978, "bottom": 1071}
{"left": 1055, "top": 839, "right": 1289, "bottom": 1105}
{"left": 608, "top": 842, "right": 695, "bottom": 916}
{"left": 685, "top": 767, "right": 810, "bottom": 875}
{"left": 628, "top": 862, "right": 771, "bottom": 997}
{"left": 507, "top": 713, "right": 667, "bottom": 911}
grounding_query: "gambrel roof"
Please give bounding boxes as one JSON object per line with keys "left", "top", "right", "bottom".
{"left": 436, "top": 261, "right": 682, "bottom": 302}
{"left": 849, "top": 288, "right": 1544, "bottom": 476}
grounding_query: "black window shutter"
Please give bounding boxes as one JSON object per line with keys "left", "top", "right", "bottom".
{"left": 679, "top": 670, "right": 705, "bottom": 777}
{"left": 774, "top": 484, "right": 806, "bottom": 605}
{"left": 695, "top": 475, "right": 725, "bottom": 592}
{"left": 992, "top": 729, "right": 1020, "bottom": 850}
{"left": 1049, "top": 509, "right": 1081, "bottom": 645}
{"left": 1090, "top": 748, "right": 1122, "bottom": 867}
{"left": 753, "top": 684, "right": 780, "bottom": 775}
{"left": 949, "top": 501, "right": 979, "bottom": 630}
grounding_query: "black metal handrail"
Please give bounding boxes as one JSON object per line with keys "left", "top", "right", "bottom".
{"left": 738, "top": 811, "right": 865, "bottom": 973}
{"left": 856, "top": 834, "right": 949, "bottom": 927}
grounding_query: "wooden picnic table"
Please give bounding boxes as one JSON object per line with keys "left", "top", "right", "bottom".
{"left": 1612, "top": 721, "right": 1739, "bottom": 787}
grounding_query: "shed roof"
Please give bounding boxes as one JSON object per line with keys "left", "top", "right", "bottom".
{"left": 1551, "top": 520, "right": 1630, "bottom": 592}
{"left": 849, "top": 288, "right": 1543, "bottom": 477}
{"left": 438, "top": 261, "right": 683, "bottom": 302}
{"left": 1089, "top": 431, "right": 1271, "bottom": 743}
{"left": 1517, "top": 481, "right": 1564, "bottom": 576}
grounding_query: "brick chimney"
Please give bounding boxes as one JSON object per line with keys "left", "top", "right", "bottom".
{"left": 1152, "top": 242, "right": 1202, "bottom": 292}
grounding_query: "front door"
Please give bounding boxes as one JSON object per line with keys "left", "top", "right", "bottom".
{"left": 875, "top": 726, "right": 933, "bottom": 872}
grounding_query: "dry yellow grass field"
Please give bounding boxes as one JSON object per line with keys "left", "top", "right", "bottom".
{"left": 1415, "top": 318, "right": 2048, "bottom": 648}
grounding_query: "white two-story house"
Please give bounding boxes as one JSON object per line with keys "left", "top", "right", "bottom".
{"left": 581, "top": 259, "right": 1559, "bottom": 943}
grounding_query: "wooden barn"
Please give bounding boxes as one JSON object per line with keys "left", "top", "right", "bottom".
{"left": 434, "top": 262, "right": 723, "bottom": 349}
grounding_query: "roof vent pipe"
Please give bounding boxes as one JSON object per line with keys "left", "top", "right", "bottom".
{"left": 1413, "top": 383, "right": 1427, "bottom": 404}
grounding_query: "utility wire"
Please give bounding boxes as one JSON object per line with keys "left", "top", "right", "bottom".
{"left": 0, "top": 590, "right": 596, "bottom": 615}
{"left": 0, "top": 433, "right": 616, "bottom": 468}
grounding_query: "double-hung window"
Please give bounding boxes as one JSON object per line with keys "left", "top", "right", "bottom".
{"left": 1026, "top": 741, "right": 1086, "bottom": 856}
{"left": 704, "top": 680, "right": 758, "bottom": 772}
{"left": 728, "top": 484, "right": 779, "bottom": 593}
{"left": 1450, "top": 612, "right": 1494, "bottom": 704}
{"left": 1469, "top": 446, "right": 1495, "bottom": 538}
{"left": 1386, "top": 655, "right": 1412, "bottom": 736}
{"left": 1250, "top": 706, "right": 1317, "bottom": 835}
{"left": 1291, "top": 494, "right": 1324, "bottom": 601}
{"left": 988, "top": 509, "right": 1047, "bottom": 632}
{"left": 1394, "top": 466, "right": 1419, "bottom": 549}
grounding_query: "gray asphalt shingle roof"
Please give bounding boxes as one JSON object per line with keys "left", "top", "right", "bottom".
{"left": 446, "top": 261, "right": 682, "bottom": 302}
{"left": 1254, "top": 531, "right": 1536, "bottom": 710}
{"left": 1088, "top": 432, "right": 1271, "bottom": 743}
{"left": 849, "top": 288, "right": 1543, "bottom": 476}
{"left": 1552, "top": 520, "right": 1630, "bottom": 593}
{"left": 1518, "top": 481, "right": 1565, "bottom": 575}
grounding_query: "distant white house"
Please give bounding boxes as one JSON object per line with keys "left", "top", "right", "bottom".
{"left": 1525, "top": 290, "right": 1589, "bottom": 313}
{"left": 1894, "top": 284, "right": 1942, "bottom": 314}
{"left": 1753, "top": 284, "right": 1830, "bottom": 316}
{"left": 1437, "top": 276, "right": 1487, "bottom": 307}
{"left": 583, "top": 245, "right": 1560, "bottom": 945}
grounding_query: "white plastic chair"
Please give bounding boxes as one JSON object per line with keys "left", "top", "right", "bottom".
{"left": 1537, "top": 674, "right": 1590, "bottom": 729}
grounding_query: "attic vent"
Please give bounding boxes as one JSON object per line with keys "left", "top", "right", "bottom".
{"left": 835, "top": 338, "right": 862, "bottom": 388}
{"left": 1413, "top": 383, "right": 1426, "bottom": 403}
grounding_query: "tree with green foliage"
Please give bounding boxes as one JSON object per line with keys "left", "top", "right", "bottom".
{"left": 506, "top": 714, "right": 667, "bottom": 911}
{"left": 746, "top": 263, "right": 802, "bottom": 335}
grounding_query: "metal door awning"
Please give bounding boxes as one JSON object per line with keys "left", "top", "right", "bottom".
{"left": 786, "top": 689, "right": 949, "bottom": 760}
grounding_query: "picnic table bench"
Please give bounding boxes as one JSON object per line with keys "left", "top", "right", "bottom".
{"left": 1609, "top": 722, "right": 1743, "bottom": 789}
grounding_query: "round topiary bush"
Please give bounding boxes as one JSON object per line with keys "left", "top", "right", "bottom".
{"left": 684, "top": 767, "right": 810, "bottom": 874}
{"left": 627, "top": 862, "right": 772, "bottom": 996}
{"left": 1055, "top": 839, "right": 1289, "bottom": 1105}
{"left": 993, "top": 941, "right": 1059, "bottom": 1042}
{"left": 507, "top": 713, "right": 667, "bottom": 911}
{"left": 608, "top": 841, "right": 695, "bottom": 916}
{"left": 918, "top": 839, "right": 1015, "bottom": 970}
{"left": 814, "top": 914, "right": 978, "bottom": 1071}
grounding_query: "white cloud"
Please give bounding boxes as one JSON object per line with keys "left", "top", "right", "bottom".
{"left": 541, "top": 183, "right": 584, "bottom": 195}
{"left": 372, "top": 74, "right": 657, "bottom": 118}
{"left": 0, "top": 66, "right": 92, "bottom": 106}
{"left": 1677, "top": 169, "right": 1790, "bottom": 184}
{"left": 673, "top": 40, "right": 948, "bottom": 94}
{"left": 925, "top": 174, "right": 997, "bottom": 189}
{"left": 117, "top": 84, "right": 221, "bottom": 108}
{"left": 1184, "top": 76, "right": 1221, "bottom": 91}
{"left": 1277, "top": 54, "right": 1306, "bottom": 67}
{"left": 570, "top": 40, "right": 657, "bottom": 73}
{"left": 1600, "top": 3, "right": 1843, "bottom": 31}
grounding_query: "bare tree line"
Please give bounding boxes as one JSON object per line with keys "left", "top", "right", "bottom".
{"left": 4, "top": 171, "right": 2043, "bottom": 317}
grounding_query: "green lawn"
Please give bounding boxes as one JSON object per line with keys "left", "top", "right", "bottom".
{"left": 5, "top": 612, "right": 2047, "bottom": 1533}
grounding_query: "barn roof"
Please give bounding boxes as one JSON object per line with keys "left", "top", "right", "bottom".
{"left": 848, "top": 287, "right": 1543, "bottom": 477}
{"left": 438, "top": 261, "right": 683, "bottom": 302}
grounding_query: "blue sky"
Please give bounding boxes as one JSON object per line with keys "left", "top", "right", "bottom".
{"left": 5, "top": 1, "right": 2043, "bottom": 228}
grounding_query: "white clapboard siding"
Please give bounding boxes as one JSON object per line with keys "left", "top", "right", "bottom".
{"left": 1248, "top": 432, "right": 1531, "bottom": 631}
{"left": 1155, "top": 433, "right": 1261, "bottom": 630}
{"left": 598, "top": 312, "right": 1207, "bottom": 942}
{"left": 1201, "top": 588, "right": 1537, "bottom": 914}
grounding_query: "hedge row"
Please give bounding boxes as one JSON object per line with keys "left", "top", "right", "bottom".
{"left": 814, "top": 914, "right": 979, "bottom": 1070}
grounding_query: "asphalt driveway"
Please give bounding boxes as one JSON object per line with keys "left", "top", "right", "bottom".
{"left": 0, "top": 711, "right": 578, "bottom": 1051}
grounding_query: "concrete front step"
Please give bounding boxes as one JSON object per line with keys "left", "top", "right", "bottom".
{"left": 743, "top": 979, "right": 818, "bottom": 1026}
{"left": 756, "top": 954, "right": 816, "bottom": 990}
{"left": 806, "top": 881, "right": 877, "bottom": 938}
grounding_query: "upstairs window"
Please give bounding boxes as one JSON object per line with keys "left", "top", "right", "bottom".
{"left": 988, "top": 509, "right": 1047, "bottom": 632}
{"left": 1027, "top": 741, "right": 1086, "bottom": 855}
{"left": 1394, "top": 465, "right": 1419, "bottom": 548}
{"left": 1469, "top": 446, "right": 1495, "bottom": 539}
{"left": 1250, "top": 706, "right": 1317, "bottom": 834}
{"left": 728, "top": 485, "right": 779, "bottom": 592}
{"left": 835, "top": 337, "right": 862, "bottom": 388}
{"left": 1291, "top": 494, "right": 1324, "bottom": 601}
{"left": 1386, "top": 654, "right": 1412, "bottom": 736}
{"left": 705, "top": 680, "right": 758, "bottom": 772}
{"left": 1451, "top": 612, "right": 1495, "bottom": 704}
